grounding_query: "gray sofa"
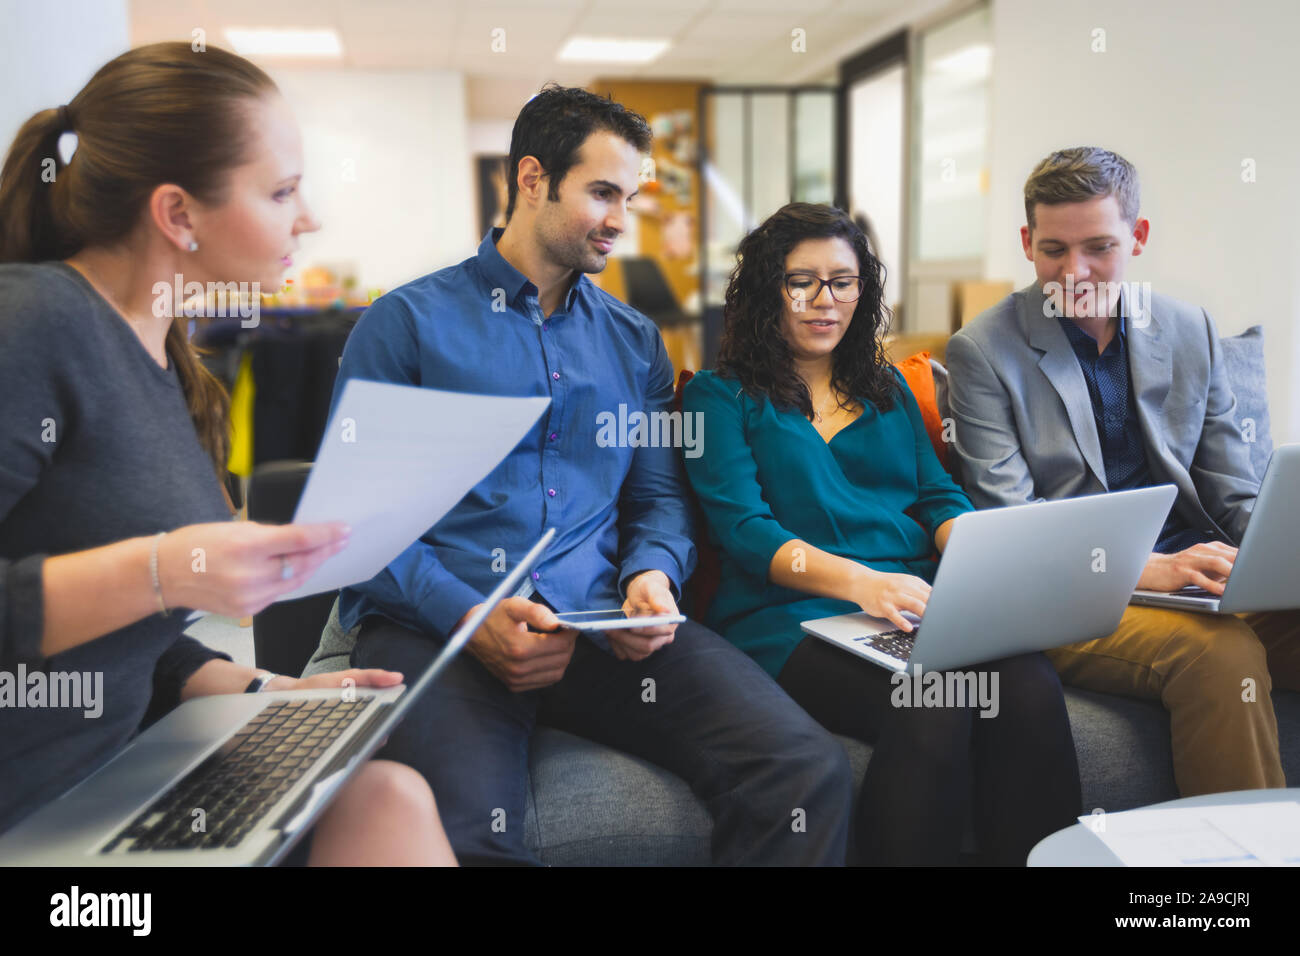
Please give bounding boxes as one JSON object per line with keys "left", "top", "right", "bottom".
{"left": 521, "top": 691, "right": 1300, "bottom": 865}
{"left": 305, "top": 326, "right": 1298, "bottom": 864}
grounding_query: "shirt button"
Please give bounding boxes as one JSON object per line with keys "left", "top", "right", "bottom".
{"left": 532, "top": 571, "right": 540, "bottom": 581}
{"left": 547, "top": 488, "right": 557, "bottom": 497}
{"left": 549, "top": 432, "right": 558, "bottom": 441}
{"left": 552, "top": 371, "right": 560, "bottom": 380}
{"left": 543, "top": 322, "right": 550, "bottom": 331}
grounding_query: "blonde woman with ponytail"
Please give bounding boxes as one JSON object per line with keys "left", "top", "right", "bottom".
{"left": 0, "top": 42, "right": 454, "bottom": 865}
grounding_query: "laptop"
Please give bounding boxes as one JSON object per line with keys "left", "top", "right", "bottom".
{"left": 1131, "top": 444, "right": 1300, "bottom": 614}
{"left": 0, "top": 528, "right": 556, "bottom": 866}
{"left": 801, "top": 487, "right": 1176, "bottom": 673}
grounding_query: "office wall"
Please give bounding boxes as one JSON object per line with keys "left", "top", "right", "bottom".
{"left": 0, "top": 0, "right": 129, "bottom": 152}
{"left": 983, "top": 0, "right": 1300, "bottom": 442}
{"left": 849, "top": 65, "right": 905, "bottom": 311}
{"left": 589, "top": 79, "right": 705, "bottom": 313}
{"left": 468, "top": 119, "right": 513, "bottom": 157}
{"left": 272, "top": 69, "right": 478, "bottom": 295}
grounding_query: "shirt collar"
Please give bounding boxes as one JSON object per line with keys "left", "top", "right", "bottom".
{"left": 1056, "top": 311, "right": 1128, "bottom": 357}
{"left": 476, "top": 227, "right": 587, "bottom": 313}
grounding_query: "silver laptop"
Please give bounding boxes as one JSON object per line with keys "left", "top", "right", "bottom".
{"left": 0, "top": 528, "right": 556, "bottom": 866}
{"left": 1131, "top": 444, "right": 1300, "bottom": 614}
{"left": 802, "top": 487, "right": 1176, "bottom": 673}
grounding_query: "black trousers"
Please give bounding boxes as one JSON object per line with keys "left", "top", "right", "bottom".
{"left": 354, "top": 616, "right": 855, "bottom": 865}
{"left": 777, "top": 637, "right": 1082, "bottom": 865}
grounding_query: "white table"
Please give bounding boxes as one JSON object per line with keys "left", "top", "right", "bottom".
{"left": 1028, "top": 788, "right": 1300, "bottom": 866}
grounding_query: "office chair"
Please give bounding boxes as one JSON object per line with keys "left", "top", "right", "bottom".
{"left": 620, "top": 257, "right": 691, "bottom": 329}
{"left": 621, "top": 257, "right": 703, "bottom": 373}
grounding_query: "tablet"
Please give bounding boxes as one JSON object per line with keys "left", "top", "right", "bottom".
{"left": 553, "top": 609, "right": 686, "bottom": 632}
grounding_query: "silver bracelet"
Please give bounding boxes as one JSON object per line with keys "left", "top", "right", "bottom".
{"left": 149, "top": 531, "right": 169, "bottom": 616}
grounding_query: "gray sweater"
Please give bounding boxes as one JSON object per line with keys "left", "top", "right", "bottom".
{"left": 0, "top": 262, "right": 232, "bottom": 834}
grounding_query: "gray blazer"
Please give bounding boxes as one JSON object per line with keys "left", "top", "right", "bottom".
{"left": 945, "top": 283, "right": 1259, "bottom": 544}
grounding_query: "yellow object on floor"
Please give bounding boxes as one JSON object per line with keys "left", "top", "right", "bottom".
{"left": 227, "top": 350, "right": 255, "bottom": 478}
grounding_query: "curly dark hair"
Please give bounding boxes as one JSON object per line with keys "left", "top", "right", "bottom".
{"left": 716, "top": 202, "right": 897, "bottom": 418}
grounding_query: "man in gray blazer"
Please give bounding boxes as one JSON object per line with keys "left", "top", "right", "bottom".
{"left": 946, "top": 146, "right": 1300, "bottom": 797}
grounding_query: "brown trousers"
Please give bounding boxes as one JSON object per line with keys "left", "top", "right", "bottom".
{"left": 1046, "top": 606, "right": 1300, "bottom": 796}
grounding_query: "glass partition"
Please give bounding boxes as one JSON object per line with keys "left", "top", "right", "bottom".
{"left": 700, "top": 87, "right": 837, "bottom": 321}
{"left": 911, "top": 2, "right": 992, "bottom": 263}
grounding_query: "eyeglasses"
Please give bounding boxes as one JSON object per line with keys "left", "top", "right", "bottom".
{"left": 784, "top": 273, "right": 865, "bottom": 304}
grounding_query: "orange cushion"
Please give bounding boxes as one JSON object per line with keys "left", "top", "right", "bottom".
{"left": 892, "top": 350, "right": 950, "bottom": 470}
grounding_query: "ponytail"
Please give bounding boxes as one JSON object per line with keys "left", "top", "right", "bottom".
{"left": 0, "top": 107, "right": 74, "bottom": 263}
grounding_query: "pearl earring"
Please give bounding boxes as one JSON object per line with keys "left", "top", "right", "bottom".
{"left": 187, "top": 240, "right": 198, "bottom": 252}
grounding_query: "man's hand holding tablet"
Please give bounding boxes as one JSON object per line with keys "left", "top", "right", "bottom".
{"left": 462, "top": 570, "right": 686, "bottom": 684}
{"left": 597, "top": 570, "right": 686, "bottom": 662}
{"left": 463, "top": 597, "right": 579, "bottom": 693}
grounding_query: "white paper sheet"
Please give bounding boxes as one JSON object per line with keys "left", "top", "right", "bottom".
{"left": 1081, "top": 801, "right": 1300, "bottom": 866}
{"left": 273, "top": 379, "right": 549, "bottom": 601}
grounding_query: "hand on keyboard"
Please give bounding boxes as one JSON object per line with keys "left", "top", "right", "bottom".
{"left": 1138, "top": 542, "right": 1236, "bottom": 595}
{"left": 850, "top": 570, "right": 931, "bottom": 631}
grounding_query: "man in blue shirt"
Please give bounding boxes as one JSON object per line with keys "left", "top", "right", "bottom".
{"left": 333, "top": 85, "right": 852, "bottom": 865}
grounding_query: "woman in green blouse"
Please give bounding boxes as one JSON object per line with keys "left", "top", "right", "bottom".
{"left": 684, "top": 203, "right": 1080, "bottom": 864}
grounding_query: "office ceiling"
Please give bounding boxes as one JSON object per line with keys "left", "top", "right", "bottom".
{"left": 129, "top": 0, "right": 912, "bottom": 89}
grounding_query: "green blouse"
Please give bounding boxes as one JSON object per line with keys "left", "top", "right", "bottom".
{"left": 682, "top": 368, "right": 973, "bottom": 677}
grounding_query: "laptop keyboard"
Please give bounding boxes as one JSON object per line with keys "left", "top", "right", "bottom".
{"left": 101, "top": 697, "right": 372, "bottom": 854}
{"left": 853, "top": 628, "right": 916, "bottom": 662}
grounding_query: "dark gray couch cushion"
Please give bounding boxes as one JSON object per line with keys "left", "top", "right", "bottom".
{"left": 523, "top": 727, "right": 712, "bottom": 865}
{"left": 1069, "top": 688, "right": 1176, "bottom": 812}
{"left": 523, "top": 729, "right": 873, "bottom": 865}
{"left": 524, "top": 690, "right": 1300, "bottom": 864}
{"left": 1219, "top": 325, "right": 1273, "bottom": 482}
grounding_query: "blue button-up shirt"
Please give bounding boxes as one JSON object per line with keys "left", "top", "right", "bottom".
{"left": 1056, "top": 314, "right": 1209, "bottom": 553}
{"left": 332, "top": 229, "right": 696, "bottom": 645}
{"left": 1056, "top": 314, "right": 1150, "bottom": 489}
